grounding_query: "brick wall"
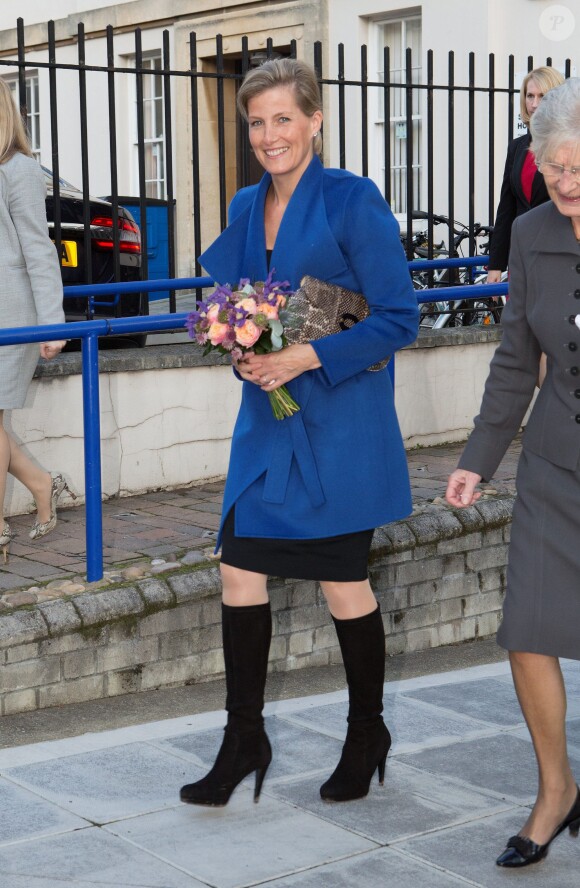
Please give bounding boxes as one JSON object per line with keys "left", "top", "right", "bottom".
{"left": 0, "top": 497, "right": 512, "bottom": 716}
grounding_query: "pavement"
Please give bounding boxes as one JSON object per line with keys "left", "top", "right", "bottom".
{"left": 0, "top": 437, "right": 521, "bottom": 599}
{"left": 2, "top": 647, "right": 580, "bottom": 887}
{"left": 3, "top": 436, "right": 579, "bottom": 886}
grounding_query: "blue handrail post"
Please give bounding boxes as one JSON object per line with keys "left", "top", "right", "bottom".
{"left": 81, "top": 329, "right": 104, "bottom": 581}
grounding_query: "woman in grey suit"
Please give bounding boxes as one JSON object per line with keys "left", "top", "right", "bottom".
{"left": 0, "top": 80, "right": 70, "bottom": 562}
{"left": 447, "top": 77, "right": 580, "bottom": 869}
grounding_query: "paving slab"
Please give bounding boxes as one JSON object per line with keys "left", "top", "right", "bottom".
{"left": 399, "top": 807, "right": 580, "bottom": 888}
{"left": 397, "top": 732, "right": 580, "bottom": 804}
{"left": 0, "top": 776, "right": 88, "bottom": 846}
{"left": 277, "top": 692, "right": 498, "bottom": 754}
{"left": 0, "top": 828, "right": 206, "bottom": 887}
{"left": 2, "top": 655, "right": 579, "bottom": 886}
{"left": 107, "top": 792, "right": 376, "bottom": 888}
{"left": 260, "top": 846, "right": 479, "bottom": 887}
{"left": 400, "top": 677, "right": 527, "bottom": 728}
{"left": 3, "top": 741, "right": 197, "bottom": 823}
{"left": 159, "top": 716, "right": 345, "bottom": 781}
{"left": 266, "top": 758, "right": 510, "bottom": 845}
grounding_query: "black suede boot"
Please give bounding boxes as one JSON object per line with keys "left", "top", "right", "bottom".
{"left": 320, "top": 606, "right": 391, "bottom": 802}
{"left": 180, "top": 602, "right": 272, "bottom": 806}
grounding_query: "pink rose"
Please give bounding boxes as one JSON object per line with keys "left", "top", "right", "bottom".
{"left": 256, "top": 302, "right": 279, "bottom": 319}
{"left": 206, "top": 303, "right": 221, "bottom": 322}
{"left": 208, "top": 321, "right": 230, "bottom": 345}
{"left": 236, "top": 319, "right": 262, "bottom": 347}
{"left": 235, "top": 297, "right": 258, "bottom": 314}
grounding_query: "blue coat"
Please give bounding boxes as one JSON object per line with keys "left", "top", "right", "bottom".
{"left": 199, "top": 156, "right": 419, "bottom": 544}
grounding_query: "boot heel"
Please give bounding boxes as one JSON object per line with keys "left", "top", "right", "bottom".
{"left": 377, "top": 752, "right": 388, "bottom": 785}
{"left": 253, "top": 762, "right": 269, "bottom": 802}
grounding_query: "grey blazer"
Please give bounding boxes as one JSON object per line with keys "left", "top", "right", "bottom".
{"left": 459, "top": 200, "right": 580, "bottom": 480}
{"left": 0, "top": 152, "right": 65, "bottom": 408}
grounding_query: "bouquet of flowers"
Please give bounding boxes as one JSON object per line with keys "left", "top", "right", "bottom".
{"left": 186, "top": 270, "right": 300, "bottom": 420}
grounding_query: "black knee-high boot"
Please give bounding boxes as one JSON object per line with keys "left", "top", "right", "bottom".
{"left": 320, "top": 606, "right": 391, "bottom": 802}
{"left": 180, "top": 602, "right": 272, "bottom": 806}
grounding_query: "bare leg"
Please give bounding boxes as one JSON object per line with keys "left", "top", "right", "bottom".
{"left": 319, "top": 578, "right": 378, "bottom": 619}
{"left": 220, "top": 563, "right": 269, "bottom": 606}
{"left": 0, "top": 411, "right": 53, "bottom": 523}
{"left": 0, "top": 413, "right": 10, "bottom": 524}
{"left": 510, "top": 649, "right": 577, "bottom": 844}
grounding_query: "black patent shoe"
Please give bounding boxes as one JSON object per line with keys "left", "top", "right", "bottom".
{"left": 180, "top": 727, "right": 272, "bottom": 807}
{"left": 496, "top": 786, "right": 580, "bottom": 868}
{"left": 320, "top": 720, "right": 391, "bottom": 802}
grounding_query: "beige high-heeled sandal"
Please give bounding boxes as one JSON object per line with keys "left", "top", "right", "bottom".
{"left": 0, "top": 522, "right": 15, "bottom": 563}
{"left": 29, "top": 473, "right": 77, "bottom": 541}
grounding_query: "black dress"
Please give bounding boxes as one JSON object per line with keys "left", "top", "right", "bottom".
{"left": 220, "top": 248, "right": 374, "bottom": 581}
{"left": 220, "top": 506, "right": 374, "bottom": 581}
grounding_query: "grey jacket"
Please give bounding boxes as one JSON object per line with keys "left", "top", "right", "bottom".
{"left": 0, "top": 152, "right": 65, "bottom": 408}
{"left": 0, "top": 151, "right": 65, "bottom": 329}
{"left": 459, "top": 200, "right": 580, "bottom": 480}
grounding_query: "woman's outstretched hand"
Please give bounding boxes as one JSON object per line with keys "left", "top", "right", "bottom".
{"left": 234, "top": 344, "right": 321, "bottom": 391}
{"left": 445, "top": 468, "right": 483, "bottom": 508}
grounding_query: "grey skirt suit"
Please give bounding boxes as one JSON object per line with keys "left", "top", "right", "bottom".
{"left": 459, "top": 201, "right": 580, "bottom": 659}
{"left": 0, "top": 152, "right": 65, "bottom": 408}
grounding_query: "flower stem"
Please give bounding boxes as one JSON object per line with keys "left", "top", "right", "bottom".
{"left": 268, "top": 385, "right": 300, "bottom": 420}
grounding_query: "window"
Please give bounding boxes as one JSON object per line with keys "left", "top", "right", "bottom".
{"left": 376, "top": 15, "right": 422, "bottom": 214}
{"left": 7, "top": 73, "right": 40, "bottom": 159}
{"left": 132, "top": 53, "right": 166, "bottom": 198}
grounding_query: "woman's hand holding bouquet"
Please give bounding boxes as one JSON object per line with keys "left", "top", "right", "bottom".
{"left": 186, "top": 270, "right": 317, "bottom": 419}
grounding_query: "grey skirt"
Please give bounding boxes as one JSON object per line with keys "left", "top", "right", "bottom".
{"left": 497, "top": 447, "right": 580, "bottom": 660}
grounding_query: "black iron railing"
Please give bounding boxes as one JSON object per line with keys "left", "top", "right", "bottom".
{"left": 0, "top": 18, "right": 574, "bottom": 311}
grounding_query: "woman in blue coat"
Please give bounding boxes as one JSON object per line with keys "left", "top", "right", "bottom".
{"left": 180, "top": 59, "right": 418, "bottom": 808}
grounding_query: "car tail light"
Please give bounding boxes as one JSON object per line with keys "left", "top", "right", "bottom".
{"left": 91, "top": 215, "right": 141, "bottom": 253}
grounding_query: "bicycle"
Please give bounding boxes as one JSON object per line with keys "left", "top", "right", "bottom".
{"left": 402, "top": 212, "right": 504, "bottom": 329}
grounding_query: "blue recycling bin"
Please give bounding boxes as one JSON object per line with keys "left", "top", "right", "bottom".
{"left": 113, "top": 197, "right": 174, "bottom": 302}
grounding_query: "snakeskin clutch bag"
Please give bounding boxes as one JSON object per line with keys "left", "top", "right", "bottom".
{"left": 284, "top": 275, "right": 390, "bottom": 371}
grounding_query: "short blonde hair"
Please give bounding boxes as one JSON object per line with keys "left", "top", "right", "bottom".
{"left": 237, "top": 58, "right": 323, "bottom": 156}
{"left": 0, "top": 79, "right": 32, "bottom": 165}
{"left": 520, "top": 66, "right": 565, "bottom": 127}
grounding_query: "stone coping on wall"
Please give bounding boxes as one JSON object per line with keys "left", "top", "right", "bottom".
{"left": 0, "top": 494, "right": 514, "bottom": 715}
{"left": 34, "top": 327, "right": 503, "bottom": 379}
{"left": 0, "top": 495, "right": 514, "bottom": 665}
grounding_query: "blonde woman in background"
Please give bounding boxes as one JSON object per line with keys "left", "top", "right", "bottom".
{"left": 0, "top": 80, "right": 71, "bottom": 562}
{"left": 487, "top": 66, "right": 564, "bottom": 284}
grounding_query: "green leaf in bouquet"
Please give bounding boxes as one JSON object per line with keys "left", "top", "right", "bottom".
{"left": 269, "top": 319, "right": 284, "bottom": 350}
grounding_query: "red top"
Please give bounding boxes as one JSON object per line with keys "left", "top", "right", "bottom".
{"left": 521, "top": 149, "right": 537, "bottom": 204}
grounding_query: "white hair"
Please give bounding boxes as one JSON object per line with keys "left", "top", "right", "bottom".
{"left": 530, "top": 77, "right": 580, "bottom": 162}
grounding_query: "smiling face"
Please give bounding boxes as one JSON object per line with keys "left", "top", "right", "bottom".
{"left": 542, "top": 142, "right": 580, "bottom": 237}
{"left": 247, "top": 85, "right": 323, "bottom": 190}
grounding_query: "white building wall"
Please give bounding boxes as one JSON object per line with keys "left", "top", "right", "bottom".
{"left": 328, "top": 0, "right": 579, "bottom": 227}
{"left": 0, "top": 0, "right": 135, "bottom": 31}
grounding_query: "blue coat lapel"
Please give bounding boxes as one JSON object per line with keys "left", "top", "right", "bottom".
{"left": 269, "top": 157, "right": 348, "bottom": 286}
{"left": 198, "top": 156, "right": 348, "bottom": 288}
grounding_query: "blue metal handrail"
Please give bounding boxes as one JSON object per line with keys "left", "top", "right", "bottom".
{"left": 63, "top": 275, "right": 214, "bottom": 312}
{"left": 0, "top": 267, "right": 508, "bottom": 582}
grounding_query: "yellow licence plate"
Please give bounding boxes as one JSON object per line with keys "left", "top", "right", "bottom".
{"left": 52, "top": 240, "right": 78, "bottom": 268}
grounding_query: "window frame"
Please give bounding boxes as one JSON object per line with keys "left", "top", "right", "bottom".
{"left": 6, "top": 71, "right": 41, "bottom": 160}
{"left": 129, "top": 51, "right": 166, "bottom": 199}
{"left": 372, "top": 13, "right": 422, "bottom": 217}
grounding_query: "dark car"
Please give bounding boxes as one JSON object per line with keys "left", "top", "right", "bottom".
{"left": 43, "top": 169, "right": 148, "bottom": 347}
